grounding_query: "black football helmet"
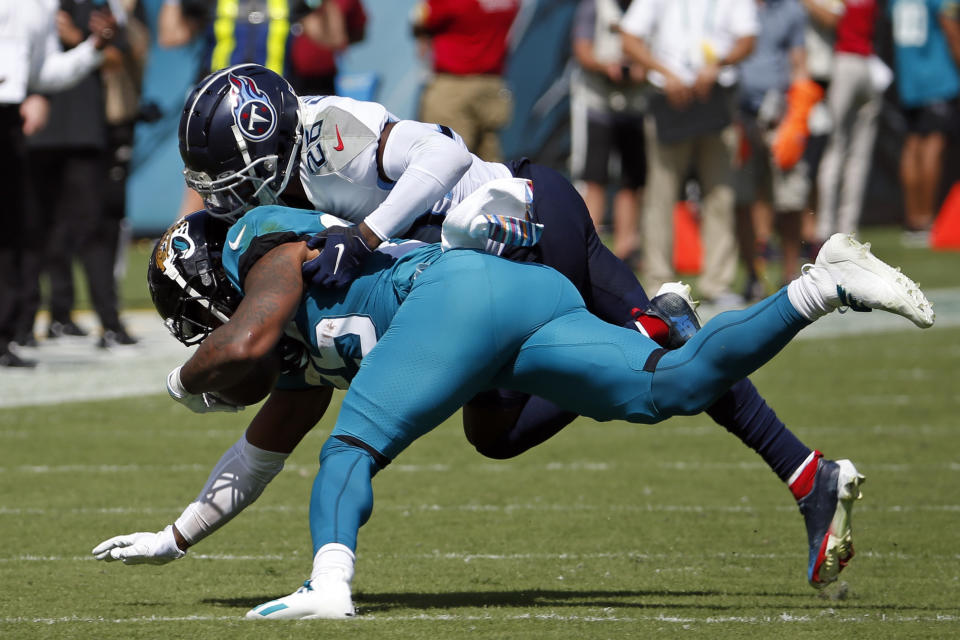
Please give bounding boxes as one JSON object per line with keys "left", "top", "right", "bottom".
{"left": 148, "top": 211, "right": 242, "bottom": 345}
{"left": 179, "top": 64, "right": 302, "bottom": 222}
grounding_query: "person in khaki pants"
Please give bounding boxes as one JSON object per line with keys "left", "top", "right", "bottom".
{"left": 412, "top": 0, "right": 519, "bottom": 161}
{"left": 621, "top": 0, "right": 757, "bottom": 305}
{"left": 640, "top": 117, "right": 742, "bottom": 303}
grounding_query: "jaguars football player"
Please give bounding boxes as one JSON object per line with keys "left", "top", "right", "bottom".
{"left": 175, "top": 63, "right": 882, "bottom": 592}
{"left": 92, "top": 206, "right": 932, "bottom": 620}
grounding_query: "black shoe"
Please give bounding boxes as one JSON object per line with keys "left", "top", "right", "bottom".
{"left": 47, "top": 320, "right": 88, "bottom": 338}
{"left": 0, "top": 346, "right": 37, "bottom": 368}
{"left": 97, "top": 327, "right": 139, "bottom": 349}
{"left": 14, "top": 333, "right": 39, "bottom": 348}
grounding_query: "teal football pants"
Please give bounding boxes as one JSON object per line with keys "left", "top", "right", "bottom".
{"left": 310, "top": 251, "right": 811, "bottom": 552}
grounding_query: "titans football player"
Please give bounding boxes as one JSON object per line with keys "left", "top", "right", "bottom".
{"left": 92, "top": 207, "right": 933, "bottom": 620}
{"left": 174, "top": 65, "right": 872, "bottom": 556}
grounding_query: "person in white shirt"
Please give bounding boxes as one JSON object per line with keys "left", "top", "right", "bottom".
{"left": 620, "top": 0, "right": 757, "bottom": 306}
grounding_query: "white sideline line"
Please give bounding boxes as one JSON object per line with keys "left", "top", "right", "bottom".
{"left": 1, "top": 612, "right": 957, "bottom": 625}
{"left": 2, "top": 550, "right": 957, "bottom": 564}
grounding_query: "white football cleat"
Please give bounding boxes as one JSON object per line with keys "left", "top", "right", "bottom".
{"left": 655, "top": 281, "right": 700, "bottom": 311}
{"left": 807, "top": 233, "right": 935, "bottom": 328}
{"left": 245, "top": 572, "right": 356, "bottom": 620}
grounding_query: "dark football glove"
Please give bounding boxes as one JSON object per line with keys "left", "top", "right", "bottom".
{"left": 302, "top": 226, "right": 373, "bottom": 289}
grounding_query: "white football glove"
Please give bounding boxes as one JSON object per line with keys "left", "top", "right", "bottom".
{"left": 166, "top": 366, "right": 243, "bottom": 414}
{"left": 91, "top": 525, "right": 187, "bottom": 565}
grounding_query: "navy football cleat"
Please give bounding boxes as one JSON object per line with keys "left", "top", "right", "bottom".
{"left": 637, "top": 282, "right": 702, "bottom": 349}
{"left": 797, "top": 458, "right": 865, "bottom": 589}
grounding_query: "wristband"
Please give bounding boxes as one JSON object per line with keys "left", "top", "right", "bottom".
{"left": 167, "top": 366, "right": 188, "bottom": 399}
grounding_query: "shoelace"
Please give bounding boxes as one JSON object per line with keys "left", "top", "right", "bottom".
{"left": 296, "top": 580, "right": 314, "bottom": 593}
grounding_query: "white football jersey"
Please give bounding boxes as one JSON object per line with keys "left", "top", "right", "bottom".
{"left": 295, "top": 95, "right": 511, "bottom": 231}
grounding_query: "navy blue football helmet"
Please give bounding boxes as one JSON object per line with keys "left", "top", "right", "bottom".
{"left": 148, "top": 211, "right": 241, "bottom": 345}
{"left": 179, "top": 64, "right": 302, "bottom": 222}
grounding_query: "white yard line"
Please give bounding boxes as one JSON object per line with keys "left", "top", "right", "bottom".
{"left": 0, "top": 549, "right": 954, "bottom": 563}
{"left": 1, "top": 461, "right": 957, "bottom": 474}
{"left": 0, "top": 612, "right": 957, "bottom": 625}
{"left": 1, "top": 503, "right": 958, "bottom": 517}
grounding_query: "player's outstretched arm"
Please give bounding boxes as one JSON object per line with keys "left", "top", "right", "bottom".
{"left": 93, "top": 386, "right": 334, "bottom": 565}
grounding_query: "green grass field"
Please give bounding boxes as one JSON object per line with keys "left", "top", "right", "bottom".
{"left": 2, "top": 228, "right": 959, "bottom": 638}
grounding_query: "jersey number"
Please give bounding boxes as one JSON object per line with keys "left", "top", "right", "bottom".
{"left": 893, "top": 0, "right": 929, "bottom": 47}
{"left": 305, "top": 120, "right": 327, "bottom": 173}
{"left": 310, "top": 315, "right": 378, "bottom": 388}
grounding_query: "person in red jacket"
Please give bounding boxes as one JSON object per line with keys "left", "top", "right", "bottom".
{"left": 288, "top": 0, "right": 367, "bottom": 96}
{"left": 412, "top": 0, "right": 520, "bottom": 161}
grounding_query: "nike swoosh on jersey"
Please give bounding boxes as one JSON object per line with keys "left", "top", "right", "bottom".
{"left": 332, "top": 242, "right": 345, "bottom": 274}
{"left": 228, "top": 225, "right": 247, "bottom": 251}
{"left": 333, "top": 125, "right": 345, "bottom": 151}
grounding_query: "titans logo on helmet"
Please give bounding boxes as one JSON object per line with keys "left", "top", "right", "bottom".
{"left": 228, "top": 73, "right": 278, "bottom": 142}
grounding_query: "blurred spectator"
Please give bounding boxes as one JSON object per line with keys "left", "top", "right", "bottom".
{"left": 0, "top": 0, "right": 116, "bottom": 367}
{"left": 22, "top": 0, "right": 139, "bottom": 350}
{"left": 734, "top": 0, "right": 815, "bottom": 300}
{"left": 569, "top": 0, "right": 647, "bottom": 263}
{"left": 101, "top": 0, "right": 150, "bottom": 287}
{"left": 288, "top": 0, "right": 366, "bottom": 96}
{"left": 815, "top": 0, "right": 882, "bottom": 244}
{"left": 799, "top": 0, "right": 844, "bottom": 248}
{"left": 412, "top": 0, "right": 520, "bottom": 161}
{"left": 890, "top": 0, "right": 960, "bottom": 245}
{"left": 158, "top": 0, "right": 311, "bottom": 77}
{"left": 621, "top": 0, "right": 757, "bottom": 306}
{"left": 158, "top": 0, "right": 335, "bottom": 218}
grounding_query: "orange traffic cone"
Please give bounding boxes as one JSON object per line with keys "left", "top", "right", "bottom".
{"left": 673, "top": 201, "right": 703, "bottom": 273}
{"left": 931, "top": 182, "right": 960, "bottom": 250}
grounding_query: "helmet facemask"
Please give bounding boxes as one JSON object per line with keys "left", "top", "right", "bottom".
{"left": 185, "top": 155, "right": 282, "bottom": 221}
{"left": 162, "top": 273, "right": 235, "bottom": 345}
{"left": 184, "top": 122, "right": 302, "bottom": 222}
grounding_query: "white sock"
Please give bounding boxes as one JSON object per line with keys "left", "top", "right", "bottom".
{"left": 311, "top": 543, "right": 355, "bottom": 584}
{"left": 787, "top": 268, "right": 836, "bottom": 321}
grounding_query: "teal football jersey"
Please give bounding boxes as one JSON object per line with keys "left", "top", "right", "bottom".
{"left": 221, "top": 205, "right": 444, "bottom": 389}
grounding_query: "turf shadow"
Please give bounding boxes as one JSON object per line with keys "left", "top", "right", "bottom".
{"left": 350, "top": 588, "right": 811, "bottom": 613}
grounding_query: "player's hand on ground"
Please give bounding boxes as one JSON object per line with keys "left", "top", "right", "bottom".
{"left": 302, "top": 226, "right": 372, "bottom": 289}
{"left": 166, "top": 366, "right": 244, "bottom": 414}
{"left": 92, "top": 525, "right": 186, "bottom": 565}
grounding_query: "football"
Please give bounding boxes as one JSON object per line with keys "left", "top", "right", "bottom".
{"left": 213, "top": 352, "right": 281, "bottom": 407}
